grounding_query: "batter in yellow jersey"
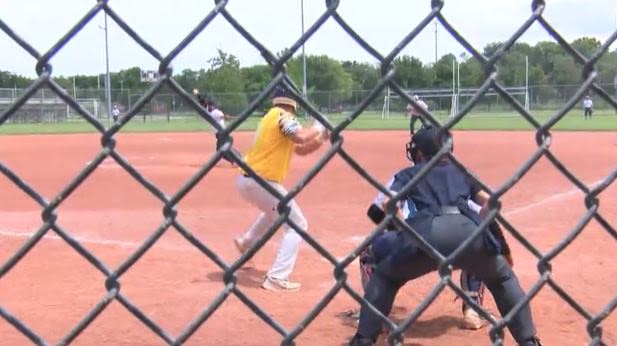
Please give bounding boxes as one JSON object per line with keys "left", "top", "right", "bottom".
{"left": 241, "top": 107, "right": 299, "bottom": 183}
{"left": 235, "top": 90, "right": 329, "bottom": 292}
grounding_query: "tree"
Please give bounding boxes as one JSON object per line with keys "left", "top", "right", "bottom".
{"left": 483, "top": 42, "right": 502, "bottom": 58}
{"left": 571, "top": 37, "right": 601, "bottom": 58}
{"left": 531, "top": 41, "right": 562, "bottom": 76}
{"left": 240, "top": 65, "right": 272, "bottom": 112}
{"left": 458, "top": 59, "right": 483, "bottom": 88}
{"left": 550, "top": 55, "right": 580, "bottom": 85}
{"left": 391, "top": 55, "right": 427, "bottom": 90}
{"left": 241, "top": 65, "right": 272, "bottom": 94}
{"left": 429, "top": 53, "right": 456, "bottom": 88}
{"left": 596, "top": 50, "right": 617, "bottom": 85}
{"left": 174, "top": 68, "right": 200, "bottom": 91}
{"left": 287, "top": 55, "right": 353, "bottom": 110}
{"left": 497, "top": 51, "right": 527, "bottom": 86}
{"left": 341, "top": 61, "right": 379, "bottom": 90}
{"left": 202, "top": 50, "right": 247, "bottom": 114}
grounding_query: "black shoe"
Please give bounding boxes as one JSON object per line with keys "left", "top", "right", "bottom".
{"left": 349, "top": 334, "right": 374, "bottom": 346}
{"left": 519, "top": 336, "right": 542, "bottom": 346}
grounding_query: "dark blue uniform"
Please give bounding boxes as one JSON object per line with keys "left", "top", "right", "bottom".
{"left": 352, "top": 160, "right": 538, "bottom": 345}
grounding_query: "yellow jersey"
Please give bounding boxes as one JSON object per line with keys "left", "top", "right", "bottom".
{"left": 242, "top": 107, "right": 301, "bottom": 183}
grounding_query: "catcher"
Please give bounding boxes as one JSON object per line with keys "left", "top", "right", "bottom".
{"left": 349, "top": 126, "right": 541, "bottom": 346}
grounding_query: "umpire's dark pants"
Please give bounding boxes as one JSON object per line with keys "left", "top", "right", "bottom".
{"left": 355, "top": 214, "right": 536, "bottom": 344}
{"left": 409, "top": 115, "right": 428, "bottom": 136}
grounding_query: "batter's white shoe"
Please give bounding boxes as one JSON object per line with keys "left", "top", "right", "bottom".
{"left": 234, "top": 238, "right": 255, "bottom": 268}
{"left": 261, "top": 276, "right": 301, "bottom": 292}
{"left": 234, "top": 237, "right": 249, "bottom": 255}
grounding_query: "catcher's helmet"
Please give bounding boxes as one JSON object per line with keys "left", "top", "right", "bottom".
{"left": 406, "top": 125, "right": 451, "bottom": 164}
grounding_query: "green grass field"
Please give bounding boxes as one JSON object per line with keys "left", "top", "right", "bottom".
{"left": 0, "top": 109, "right": 615, "bottom": 135}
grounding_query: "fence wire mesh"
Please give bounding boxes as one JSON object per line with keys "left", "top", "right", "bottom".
{"left": 1, "top": 0, "right": 616, "bottom": 345}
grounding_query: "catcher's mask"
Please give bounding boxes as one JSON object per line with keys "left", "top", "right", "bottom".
{"left": 406, "top": 126, "right": 451, "bottom": 164}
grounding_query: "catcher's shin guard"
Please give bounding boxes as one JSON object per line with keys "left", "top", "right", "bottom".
{"left": 460, "top": 271, "right": 485, "bottom": 312}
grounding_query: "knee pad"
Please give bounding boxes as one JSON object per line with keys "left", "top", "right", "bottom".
{"left": 460, "top": 271, "right": 483, "bottom": 292}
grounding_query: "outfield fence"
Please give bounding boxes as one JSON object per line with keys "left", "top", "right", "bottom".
{"left": 1, "top": 82, "right": 616, "bottom": 124}
{"left": 1, "top": 1, "right": 616, "bottom": 345}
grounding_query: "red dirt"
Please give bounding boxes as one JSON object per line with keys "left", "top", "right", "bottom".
{"left": 0, "top": 130, "right": 616, "bottom": 346}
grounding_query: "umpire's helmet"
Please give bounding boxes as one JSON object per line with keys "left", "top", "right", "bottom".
{"left": 406, "top": 125, "right": 451, "bottom": 164}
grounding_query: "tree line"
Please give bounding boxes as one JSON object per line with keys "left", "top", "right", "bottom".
{"left": 1, "top": 37, "right": 615, "bottom": 113}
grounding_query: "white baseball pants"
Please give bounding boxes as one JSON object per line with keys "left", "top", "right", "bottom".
{"left": 236, "top": 175, "right": 308, "bottom": 280}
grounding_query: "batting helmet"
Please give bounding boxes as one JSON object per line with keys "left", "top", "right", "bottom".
{"left": 272, "top": 87, "right": 297, "bottom": 111}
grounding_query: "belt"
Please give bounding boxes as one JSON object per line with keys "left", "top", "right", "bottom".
{"left": 441, "top": 206, "right": 460, "bottom": 215}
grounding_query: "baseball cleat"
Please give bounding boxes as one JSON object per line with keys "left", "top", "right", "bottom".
{"left": 261, "top": 276, "right": 301, "bottom": 292}
{"left": 234, "top": 238, "right": 255, "bottom": 268}
{"left": 234, "top": 237, "right": 249, "bottom": 254}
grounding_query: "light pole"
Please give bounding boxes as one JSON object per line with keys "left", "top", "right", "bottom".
{"left": 434, "top": 20, "right": 438, "bottom": 64}
{"left": 614, "top": 6, "right": 617, "bottom": 104}
{"left": 99, "top": 14, "right": 112, "bottom": 120}
{"left": 457, "top": 57, "right": 461, "bottom": 96}
{"left": 301, "top": 0, "right": 307, "bottom": 100}
{"left": 525, "top": 55, "right": 530, "bottom": 111}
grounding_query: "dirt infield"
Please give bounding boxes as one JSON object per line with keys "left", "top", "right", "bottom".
{"left": 0, "top": 130, "right": 616, "bottom": 346}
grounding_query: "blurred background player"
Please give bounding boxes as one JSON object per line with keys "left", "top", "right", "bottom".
{"left": 111, "top": 104, "right": 120, "bottom": 124}
{"left": 405, "top": 95, "right": 428, "bottom": 135}
{"left": 193, "top": 89, "right": 237, "bottom": 166}
{"left": 583, "top": 95, "right": 593, "bottom": 119}
{"left": 234, "top": 88, "right": 329, "bottom": 291}
{"left": 349, "top": 126, "right": 540, "bottom": 346}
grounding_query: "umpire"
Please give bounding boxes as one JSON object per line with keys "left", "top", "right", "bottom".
{"left": 349, "top": 126, "right": 541, "bottom": 346}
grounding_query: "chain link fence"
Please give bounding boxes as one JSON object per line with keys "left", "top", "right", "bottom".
{"left": 1, "top": 0, "right": 616, "bottom": 345}
{"left": 2, "top": 82, "right": 616, "bottom": 123}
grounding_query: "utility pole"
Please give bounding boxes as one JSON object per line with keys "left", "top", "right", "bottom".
{"left": 101, "top": 13, "right": 112, "bottom": 120}
{"left": 301, "top": 0, "right": 307, "bottom": 101}
{"left": 434, "top": 20, "right": 438, "bottom": 64}
{"left": 614, "top": 6, "right": 617, "bottom": 104}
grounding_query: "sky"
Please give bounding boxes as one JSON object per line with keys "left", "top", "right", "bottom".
{"left": 1, "top": 0, "right": 616, "bottom": 78}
